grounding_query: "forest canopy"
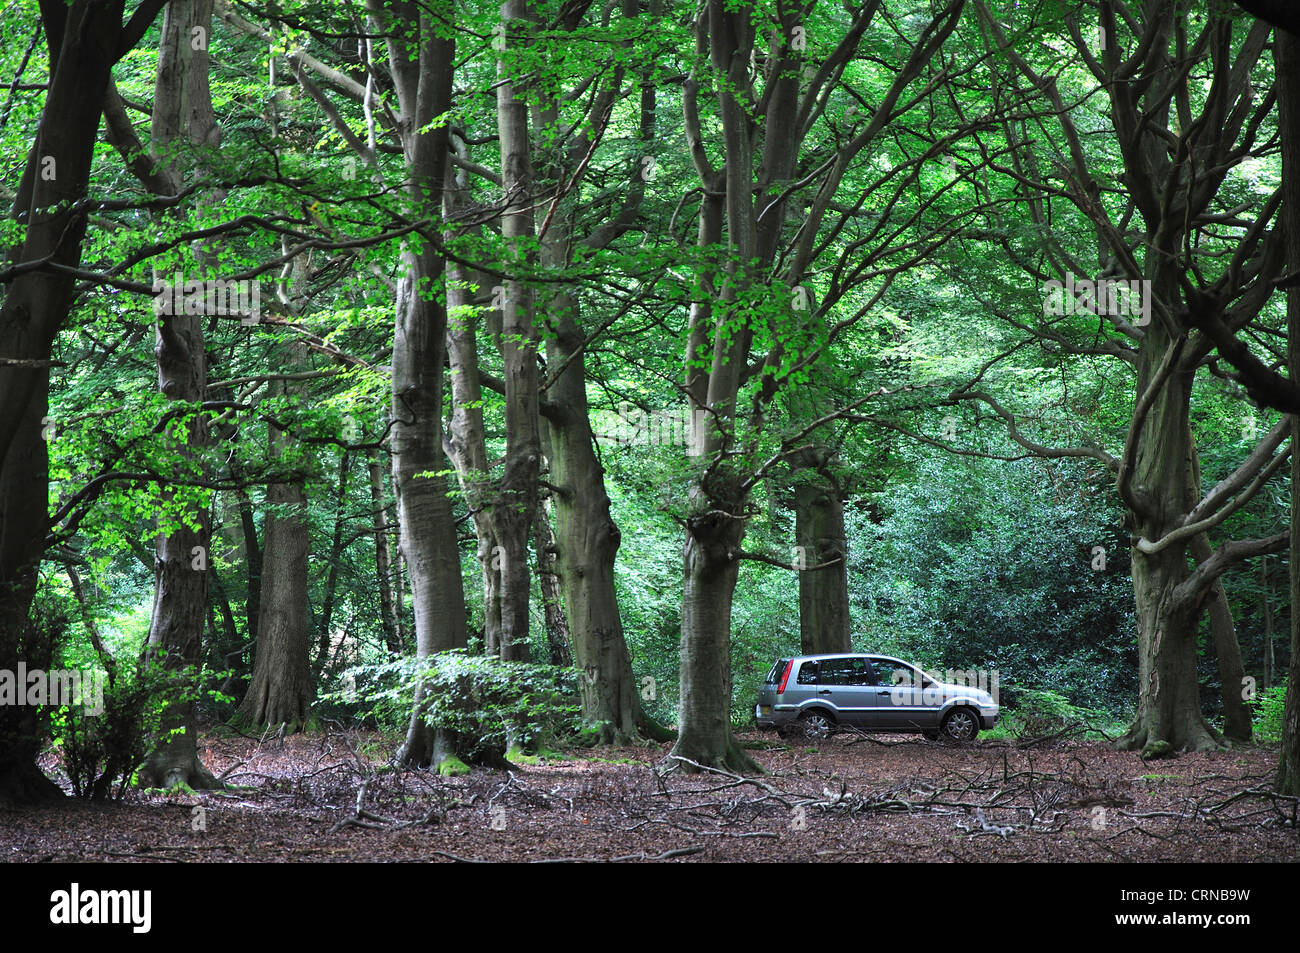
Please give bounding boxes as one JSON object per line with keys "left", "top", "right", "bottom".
{"left": 0, "top": 0, "right": 1297, "bottom": 827}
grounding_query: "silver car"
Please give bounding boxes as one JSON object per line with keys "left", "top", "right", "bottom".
{"left": 754, "top": 653, "right": 998, "bottom": 742}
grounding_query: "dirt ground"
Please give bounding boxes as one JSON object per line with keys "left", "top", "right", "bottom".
{"left": 3, "top": 727, "right": 1297, "bottom": 862}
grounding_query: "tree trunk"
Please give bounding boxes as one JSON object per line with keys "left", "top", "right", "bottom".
{"left": 533, "top": 504, "right": 572, "bottom": 667}
{"left": 1276, "top": 28, "right": 1300, "bottom": 796}
{"left": 442, "top": 239, "right": 501, "bottom": 654}
{"left": 391, "top": 235, "right": 467, "bottom": 764}
{"left": 139, "top": 0, "right": 222, "bottom": 789}
{"left": 524, "top": 0, "right": 662, "bottom": 740}
{"left": 1121, "top": 544, "right": 1219, "bottom": 756}
{"left": 391, "top": 467, "right": 408, "bottom": 650}
{"left": 316, "top": 450, "right": 350, "bottom": 669}
{"left": 367, "top": 451, "right": 402, "bottom": 654}
{"left": 675, "top": 507, "right": 759, "bottom": 772}
{"left": 139, "top": 492, "right": 219, "bottom": 788}
{"left": 0, "top": 600, "right": 64, "bottom": 803}
{"left": 1116, "top": 348, "right": 1219, "bottom": 756}
{"left": 492, "top": 0, "right": 542, "bottom": 662}
{"left": 1190, "top": 533, "right": 1252, "bottom": 744}
{"left": 1185, "top": 438, "right": 1252, "bottom": 743}
{"left": 0, "top": 0, "right": 165, "bottom": 801}
{"left": 535, "top": 271, "right": 650, "bottom": 739}
{"left": 233, "top": 480, "right": 262, "bottom": 645}
{"left": 235, "top": 377, "right": 313, "bottom": 731}
{"left": 669, "top": 0, "right": 765, "bottom": 775}
{"left": 1262, "top": 556, "right": 1273, "bottom": 690}
{"left": 542, "top": 386, "right": 647, "bottom": 741}
{"left": 372, "top": 0, "right": 469, "bottom": 768}
{"left": 793, "top": 457, "right": 852, "bottom": 656}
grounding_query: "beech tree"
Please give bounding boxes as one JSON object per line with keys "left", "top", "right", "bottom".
{"left": 669, "top": 0, "right": 967, "bottom": 772}
{"left": 438, "top": 0, "right": 668, "bottom": 740}
{"left": 1206, "top": 0, "right": 1300, "bottom": 792}
{"left": 954, "top": 0, "right": 1288, "bottom": 755}
{"left": 524, "top": 0, "right": 667, "bottom": 741}
{"left": 0, "top": 0, "right": 169, "bottom": 803}
{"left": 134, "top": 0, "right": 223, "bottom": 787}
{"left": 369, "top": 0, "right": 469, "bottom": 769}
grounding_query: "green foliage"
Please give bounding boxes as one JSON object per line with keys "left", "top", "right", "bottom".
{"left": 856, "top": 450, "right": 1138, "bottom": 715}
{"left": 994, "top": 689, "right": 1115, "bottom": 741}
{"left": 6, "top": 0, "right": 1294, "bottom": 775}
{"left": 50, "top": 654, "right": 229, "bottom": 802}
{"left": 327, "top": 650, "right": 582, "bottom": 762}
{"left": 1250, "top": 681, "right": 1288, "bottom": 745}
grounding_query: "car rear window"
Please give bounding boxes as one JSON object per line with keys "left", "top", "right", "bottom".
{"left": 764, "top": 659, "right": 789, "bottom": 684}
{"left": 796, "top": 660, "right": 819, "bottom": 684}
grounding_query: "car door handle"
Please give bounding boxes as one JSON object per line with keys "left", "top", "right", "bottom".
{"left": 818, "top": 689, "right": 833, "bottom": 695}
{"left": 876, "top": 690, "right": 892, "bottom": 696}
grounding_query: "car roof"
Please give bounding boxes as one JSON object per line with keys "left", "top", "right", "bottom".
{"left": 788, "top": 653, "right": 906, "bottom": 663}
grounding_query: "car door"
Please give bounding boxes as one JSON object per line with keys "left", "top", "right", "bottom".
{"left": 804, "top": 658, "right": 846, "bottom": 720}
{"left": 818, "top": 656, "right": 880, "bottom": 727}
{"left": 849, "top": 657, "right": 896, "bottom": 728}
{"left": 871, "top": 658, "right": 935, "bottom": 729}
{"left": 786, "top": 658, "right": 821, "bottom": 711}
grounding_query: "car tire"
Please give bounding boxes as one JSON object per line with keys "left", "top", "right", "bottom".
{"left": 922, "top": 729, "right": 940, "bottom": 741}
{"left": 798, "top": 709, "right": 835, "bottom": 741}
{"left": 940, "top": 707, "right": 980, "bottom": 742}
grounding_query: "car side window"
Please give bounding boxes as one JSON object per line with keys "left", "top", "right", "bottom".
{"left": 847, "top": 658, "right": 876, "bottom": 686}
{"left": 819, "top": 660, "right": 851, "bottom": 686}
{"left": 796, "top": 661, "right": 819, "bottom": 684}
{"left": 874, "top": 661, "right": 915, "bottom": 687}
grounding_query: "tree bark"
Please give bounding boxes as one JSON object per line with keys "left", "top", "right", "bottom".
{"left": 793, "top": 452, "right": 852, "bottom": 656}
{"left": 1116, "top": 349, "right": 1219, "bottom": 756}
{"left": 523, "top": 0, "right": 663, "bottom": 740}
{"left": 232, "top": 480, "right": 262, "bottom": 645}
{"left": 1276, "top": 29, "right": 1300, "bottom": 795}
{"left": 0, "top": 600, "right": 64, "bottom": 803}
{"left": 541, "top": 366, "right": 649, "bottom": 740}
{"left": 367, "top": 450, "right": 402, "bottom": 654}
{"left": 0, "top": 0, "right": 167, "bottom": 801}
{"left": 138, "top": 0, "right": 222, "bottom": 789}
{"left": 441, "top": 228, "right": 501, "bottom": 654}
{"left": 316, "top": 450, "right": 351, "bottom": 669}
{"left": 676, "top": 505, "right": 757, "bottom": 772}
{"left": 1184, "top": 438, "right": 1252, "bottom": 743}
{"left": 670, "top": 0, "right": 765, "bottom": 775}
{"left": 371, "top": 0, "right": 469, "bottom": 768}
{"left": 491, "top": 0, "right": 542, "bottom": 662}
{"left": 235, "top": 371, "right": 314, "bottom": 731}
{"left": 533, "top": 503, "right": 572, "bottom": 667}
{"left": 1188, "top": 530, "right": 1252, "bottom": 744}
{"left": 1262, "top": 557, "right": 1274, "bottom": 690}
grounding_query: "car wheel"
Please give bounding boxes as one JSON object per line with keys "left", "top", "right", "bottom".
{"left": 798, "top": 709, "right": 835, "bottom": 741}
{"left": 940, "top": 707, "right": 980, "bottom": 742}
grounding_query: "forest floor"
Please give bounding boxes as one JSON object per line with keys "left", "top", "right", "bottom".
{"left": 4, "top": 726, "right": 1297, "bottom": 862}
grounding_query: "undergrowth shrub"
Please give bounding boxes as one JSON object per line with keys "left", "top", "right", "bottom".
{"left": 327, "top": 650, "right": 582, "bottom": 763}
{"left": 1002, "top": 688, "right": 1110, "bottom": 740}
{"left": 51, "top": 655, "right": 226, "bottom": 800}
{"left": 1250, "top": 681, "right": 1287, "bottom": 744}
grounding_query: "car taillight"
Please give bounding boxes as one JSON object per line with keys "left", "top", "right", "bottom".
{"left": 777, "top": 660, "right": 793, "bottom": 694}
